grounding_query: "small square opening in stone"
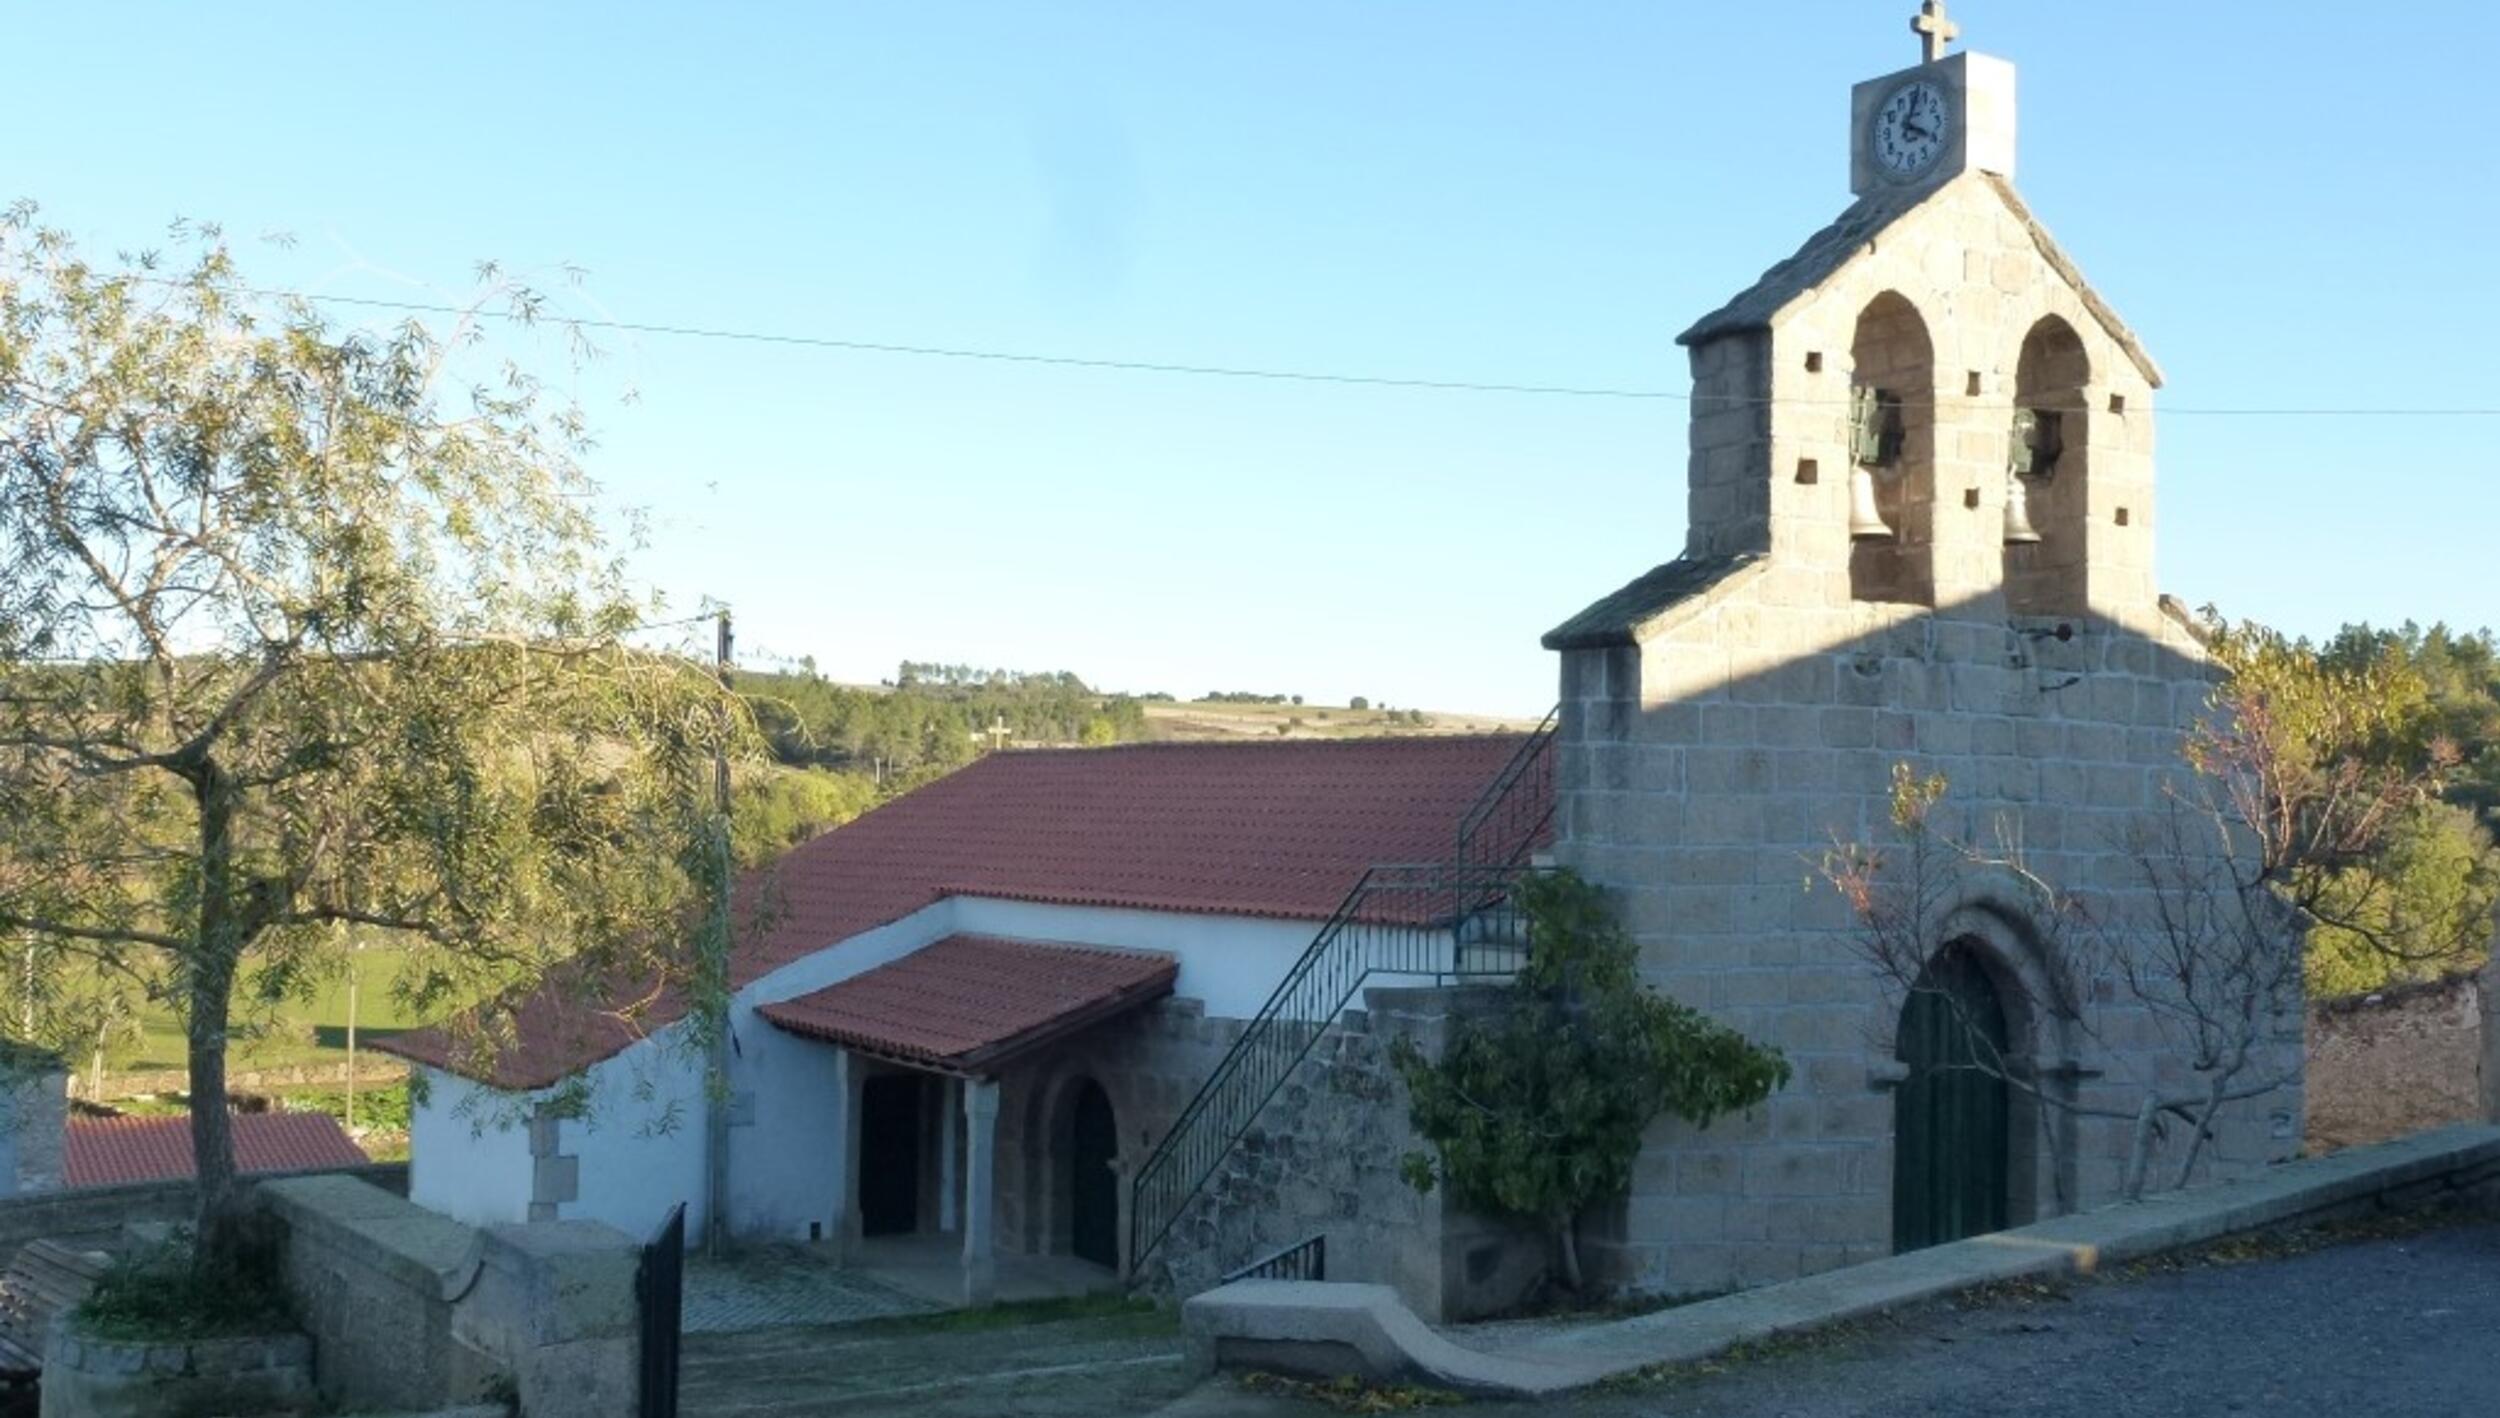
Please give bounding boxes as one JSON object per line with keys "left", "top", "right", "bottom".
{"left": 1963, "top": 487, "right": 1981, "bottom": 510}
{"left": 1966, "top": 371, "right": 1984, "bottom": 397}
{"left": 2115, "top": 506, "right": 2132, "bottom": 526}
{"left": 1805, "top": 351, "right": 1824, "bottom": 373}
{"left": 1795, "top": 458, "right": 1820, "bottom": 485}
{"left": 2109, "top": 392, "right": 2128, "bottom": 414}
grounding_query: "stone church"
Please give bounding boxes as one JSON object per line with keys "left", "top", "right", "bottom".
{"left": 1539, "top": 6, "right": 2300, "bottom": 1294}
{"left": 385, "top": 8, "right": 2299, "bottom": 1322}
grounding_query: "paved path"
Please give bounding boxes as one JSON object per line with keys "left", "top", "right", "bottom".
{"left": 681, "top": 1309, "right": 1197, "bottom": 1417}
{"left": 1182, "top": 1214, "right": 2500, "bottom": 1418}
{"left": 682, "top": 1245, "right": 935, "bottom": 1334}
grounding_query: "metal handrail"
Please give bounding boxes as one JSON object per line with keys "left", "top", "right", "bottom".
{"left": 1222, "top": 1233, "right": 1326, "bottom": 1285}
{"left": 1126, "top": 715, "right": 1558, "bottom": 1277}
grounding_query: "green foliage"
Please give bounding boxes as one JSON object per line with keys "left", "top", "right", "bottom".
{"left": 731, "top": 764, "right": 878, "bottom": 867}
{"left": 2308, "top": 800, "right": 2498, "bottom": 997}
{"left": 77, "top": 1229, "right": 290, "bottom": 1341}
{"left": 2203, "top": 615, "right": 2500, "bottom": 993}
{"left": 1390, "top": 870, "right": 1788, "bottom": 1286}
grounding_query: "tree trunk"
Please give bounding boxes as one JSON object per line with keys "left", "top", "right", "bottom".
{"left": 188, "top": 765, "right": 246, "bottom": 1277}
{"left": 2121, "top": 1094, "right": 2159, "bottom": 1202}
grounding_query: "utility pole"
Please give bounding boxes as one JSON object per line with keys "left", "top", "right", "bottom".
{"left": 705, "top": 609, "right": 735, "bottom": 1257}
{"left": 344, "top": 926, "right": 360, "bottom": 1131}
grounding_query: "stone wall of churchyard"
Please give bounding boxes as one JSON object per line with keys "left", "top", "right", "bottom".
{"left": 1086, "top": 987, "right": 1544, "bottom": 1324}
{"left": 256, "top": 1173, "right": 638, "bottom": 1418}
{"left": 2307, "top": 974, "right": 2487, "bottom": 1154}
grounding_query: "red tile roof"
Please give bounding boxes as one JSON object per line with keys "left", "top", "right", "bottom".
{"left": 758, "top": 934, "right": 1177, "bottom": 1074}
{"left": 380, "top": 734, "right": 1541, "bottom": 1090}
{"left": 66, "top": 1112, "right": 370, "bottom": 1188}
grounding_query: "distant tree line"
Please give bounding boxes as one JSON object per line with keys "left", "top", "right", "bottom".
{"left": 736, "top": 662, "right": 1153, "bottom": 791}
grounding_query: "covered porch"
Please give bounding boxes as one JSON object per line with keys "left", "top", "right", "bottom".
{"left": 757, "top": 933, "right": 1179, "bottom": 1307}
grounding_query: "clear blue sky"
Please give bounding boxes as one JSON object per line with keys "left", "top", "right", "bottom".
{"left": 16, "top": 3, "right": 2498, "bottom": 715}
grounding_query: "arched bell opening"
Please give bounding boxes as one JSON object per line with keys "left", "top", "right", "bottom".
{"left": 2004, "top": 315, "right": 2092, "bottom": 616}
{"left": 1845, "top": 292, "right": 1939, "bottom": 606}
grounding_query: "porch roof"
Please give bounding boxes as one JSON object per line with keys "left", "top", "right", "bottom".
{"left": 756, "top": 935, "right": 1178, "bottom": 1077}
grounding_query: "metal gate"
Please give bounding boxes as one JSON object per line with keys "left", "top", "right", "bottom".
{"left": 637, "top": 1202, "right": 686, "bottom": 1418}
{"left": 1891, "top": 946, "right": 2010, "bottom": 1253}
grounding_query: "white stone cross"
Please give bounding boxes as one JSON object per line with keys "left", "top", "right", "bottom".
{"left": 1912, "top": 1, "right": 1959, "bottom": 63}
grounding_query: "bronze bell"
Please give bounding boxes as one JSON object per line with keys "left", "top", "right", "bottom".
{"left": 2002, "top": 406, "right": 2059, "bottom": 546}
{"left": 2002, "top": 471, "right": 2044, "bottom": 545}
{"left": 1849, "top": 464, "right": 1895, "bottom": 541}
{"left": 1848, "top": 384, "right": 1903, "bottom": 541}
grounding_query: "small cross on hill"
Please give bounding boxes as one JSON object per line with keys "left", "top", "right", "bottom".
{"left": 1912, "top": 1, "right": 1959, "bottom": 64}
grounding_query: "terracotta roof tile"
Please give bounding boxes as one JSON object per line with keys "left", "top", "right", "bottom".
{"left": 381, "top": 734, "right": 1544, "bottom": 1090}
{"left": 65, "top": 1112, "right": 369, "bottom": 1188}
{"left": 757, "top": 935, "right": 1177, "bottom": 1073}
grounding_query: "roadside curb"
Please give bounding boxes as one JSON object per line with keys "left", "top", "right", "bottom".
{"left": 1181, "top": 1124, "right": 2500, "bottom": 1397}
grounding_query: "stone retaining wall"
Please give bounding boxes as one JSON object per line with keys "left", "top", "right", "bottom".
{"left": 40, "top": 1328, "right": 314, "bottom": 1418}
{"left": 2306, "top": 974, "right": 2487, "bottom": 1153}
{"left": 0, "top": 1164, "right": 405, "bottom": 1260}
{"left": 1136, "top": 986, "right": 1546, "bottom": 1323}
{"left": 258, "top": 1173, "right": 636, "bottom": 1418}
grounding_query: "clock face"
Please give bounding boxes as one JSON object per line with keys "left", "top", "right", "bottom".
{"left": 1872, "top": 80, "right": 1952, "bottom": 179}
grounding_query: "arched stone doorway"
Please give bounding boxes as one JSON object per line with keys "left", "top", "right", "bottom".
{"left": 1892, "top": 943, "right": 2011, "bottom": 1252}
{"left": 1066, "top": 1078, "right": 1119, "bottom": 1270}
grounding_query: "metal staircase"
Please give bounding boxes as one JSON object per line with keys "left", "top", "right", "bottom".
{"left": 1126, "top": 712, "right": 1556, "bottom": 1276}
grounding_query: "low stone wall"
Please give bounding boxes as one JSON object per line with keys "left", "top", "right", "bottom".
{"left": 101, "top": 1060, "right": 409, "bottom": 1102}
{"left": 2307, "top": 975, "right": 2486, "bottom": 1153}
{"left": 258, "top": 1173, "right": 637, "bottom": 1418}
{"left": 0, "top": 1164, "right": 405, "bottom": 1260}
{"left": 40, "top": 1328, "right": 314, "bottom": 1418}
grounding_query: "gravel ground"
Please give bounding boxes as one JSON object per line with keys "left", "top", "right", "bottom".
{"left": 1176, "top": 1211, "right": 2500, "bottom": 1418}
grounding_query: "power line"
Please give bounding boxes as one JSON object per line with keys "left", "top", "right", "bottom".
{"left": 139, "top": 277, "right": 2500, "bottom": 419}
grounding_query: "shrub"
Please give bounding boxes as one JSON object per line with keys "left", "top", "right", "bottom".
{"left": 77, "top": 1230, "right": 292, "bottom": 1342}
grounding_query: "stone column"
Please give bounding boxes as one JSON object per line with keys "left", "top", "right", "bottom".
{"left": 938, "top": 1076, "right": 960, "bottom": 1234}
{"left": 962, "top": 1077, "right": 1000, "bottom": 1307}
{"left": 834, "top": 1048, "right": 865, "bottom": 1261}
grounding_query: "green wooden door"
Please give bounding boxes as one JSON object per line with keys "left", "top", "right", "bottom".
{"left": 1891, "top": 946, "right": 2010, "bottom": 1253}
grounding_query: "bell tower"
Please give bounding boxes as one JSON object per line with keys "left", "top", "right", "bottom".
{"left": 1668, "top": 1, "right": 2163, "bottom": 629}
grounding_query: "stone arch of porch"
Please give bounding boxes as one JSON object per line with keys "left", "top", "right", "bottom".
{"left": 1011, "top": 1049, "right": 1146, "bottom": 1271}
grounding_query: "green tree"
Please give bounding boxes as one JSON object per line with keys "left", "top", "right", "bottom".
{"left": 2307, "top": 800, "right": 2498, "bottom": 996}
{"left": 0, "top": 211, "right": 741, "bottom": 1270}
{"left": 1390, "top": 870, "right": 1789, "bottom": 1291}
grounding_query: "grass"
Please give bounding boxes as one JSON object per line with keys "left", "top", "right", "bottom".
{"left": 840, "top": 1292, "right": 1176, "bottom": 1340}
{"left": 82, "top": 943, "right": 432, "bottom": 1077}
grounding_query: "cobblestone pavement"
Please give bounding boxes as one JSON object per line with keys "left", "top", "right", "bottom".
{"left": 682, "top": 1244, "right": 936, "bottom": 1334}
{"left": 1180, "top": 1212, "right": 2500, "bottom": 1418}
{"left": 680, "top": 1307, "right": 1194, "bottom": 1417}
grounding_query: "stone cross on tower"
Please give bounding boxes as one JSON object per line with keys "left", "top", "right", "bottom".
{"left": 1912, "top": 1, "right": 1959, "bottom": 63}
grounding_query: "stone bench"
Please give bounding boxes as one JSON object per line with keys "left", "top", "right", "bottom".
{"left": 0, "top": 1239, "right": 108, "bottom": 1415}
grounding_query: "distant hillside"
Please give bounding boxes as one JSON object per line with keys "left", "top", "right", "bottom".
{"left": 1141, "top": 699, "right": 1541, "bottom": 742}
